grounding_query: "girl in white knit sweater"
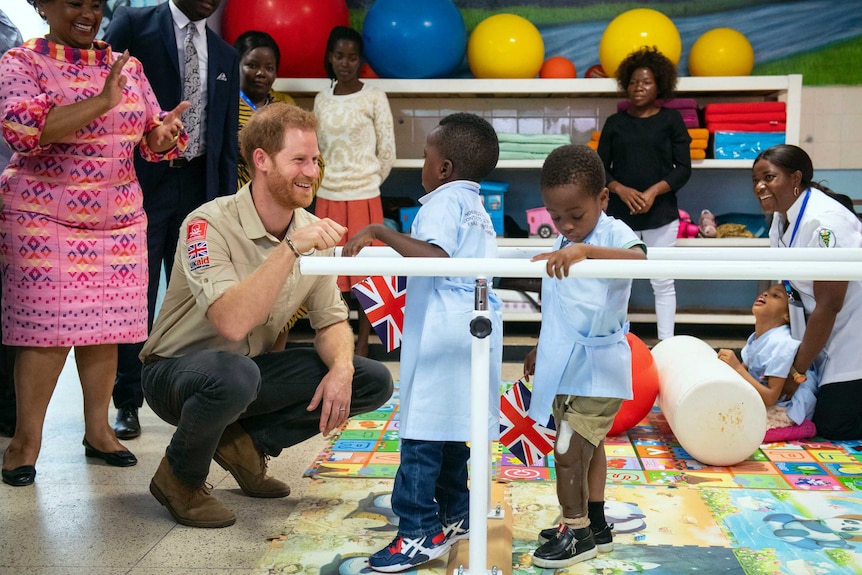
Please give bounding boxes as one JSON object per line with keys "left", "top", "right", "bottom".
{"left": 313, "top": 26, "right": 396, "bottom": 357}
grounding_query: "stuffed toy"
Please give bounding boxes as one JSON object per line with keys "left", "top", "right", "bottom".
{"left": 677, "top": 209, "right": 700, "bottom": 238}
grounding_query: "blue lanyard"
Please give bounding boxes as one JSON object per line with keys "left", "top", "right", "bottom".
{"left": 239, "top": 91, "right": 257, "bottom": 111}
{"left": 787, "top": 189, "right": 811, "bottom": 248}
{"left": 783, "top": 188, "right": 811, "bottom": 301}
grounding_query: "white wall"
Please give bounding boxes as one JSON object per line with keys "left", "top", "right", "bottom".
{"left": 5, "top": 0, "right": 47, "bottom": 41}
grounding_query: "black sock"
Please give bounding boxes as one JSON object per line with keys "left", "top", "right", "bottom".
{"left": 588, "top": 501, "right": 606, "bottom": 530}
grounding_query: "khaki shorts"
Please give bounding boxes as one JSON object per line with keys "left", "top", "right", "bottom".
{"left": 552, "top": 395, "right": 623, "bottom": 447}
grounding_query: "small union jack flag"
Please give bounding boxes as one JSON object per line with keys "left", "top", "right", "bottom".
{"left": 187, "top": 241, "right": 208, "bottom": 259}
{"left": 352, "top": 276, "right": 407, "bottom": 352}
{"left": 499, "top": 380, "right": 556, "bottom": 467}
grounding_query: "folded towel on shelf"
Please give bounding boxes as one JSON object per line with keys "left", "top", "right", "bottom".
{"left": 617, "top": 99, "right": 700, "bottom": 128}
{"left": 495, "top": 133, "right": 572, "bottom": 160}
{"left": 593, "top": 128, "right": 708, "bottom": 146}
{"left": 704, "top": 101, "right": 786, "bottom": 114}
{"left": 707, "top": 122, "right": 786, "bottom": 132}
{"left": 663, "top": 98, "right": 699, "bottom": 110}
{"left": 704, "top": 111, "right": 787, "bottom": 124}
{"left": 690, "top": 138, "right": 709, "bottom": 150}
{"left": 618, "top": 97, "right": 698, "bottom": 111}
{"left": 496, "top": 133, "right": 571, "bottom": 145}
{"left": 499, "top": 150, "right": 558, "bottom": 160}
{"left": 690, "top": 148, "right": 706, "bottom": 160}
{"left": 679, "top": 112, "right": 701, "bottom": 129}
{"left": 713, "top": 131, "right": 786, "bottom": 159}
{"left": 499, "top": 142, "right": 566, "bottom": 155}
{"left": 688, "top": 128, "right": 709, "bottom": 140}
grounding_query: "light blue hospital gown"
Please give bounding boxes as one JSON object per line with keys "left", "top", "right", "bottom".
{"left": 741, "top": 325, "right": 818, "bottom": 425}
{"left": 397, "top": 180, "right": 503, "bottom": 442}
{"left": 529, "top": 213, "right": 645, "bottom": 423}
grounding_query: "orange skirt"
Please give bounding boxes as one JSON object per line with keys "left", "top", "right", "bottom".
{"left": 315, "top": 196, "right": 385, "bottom": 292}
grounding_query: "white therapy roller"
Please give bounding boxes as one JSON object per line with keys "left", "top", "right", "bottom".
{"left": 651, "top": 335, "right": 766, "bottom": 467}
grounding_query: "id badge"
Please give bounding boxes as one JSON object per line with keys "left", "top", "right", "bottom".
{"left": 789, "top": 297, "right": 806, "bottom": 341}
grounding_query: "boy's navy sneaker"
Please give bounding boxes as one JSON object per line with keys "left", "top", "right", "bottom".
{"left": 532, "top": 524, "right": 597, "bottom": 568}
{"left": 443, "top": 517, "right": 469, "bottom": 543}
{"left": 368, "top": 531, "right": 450, "bottom": 573}
{"left": 538, "top": 522, "right": 613, "bottom": 552}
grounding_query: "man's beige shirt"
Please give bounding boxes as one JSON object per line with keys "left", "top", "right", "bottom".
{"left": 141, "top": 183, "right": 348, "bottom": 360}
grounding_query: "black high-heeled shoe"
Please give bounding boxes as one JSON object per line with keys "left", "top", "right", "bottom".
{"left": 83, "top": 438, "right": 137, "bottom": 467}
{"left": 2, "top": 465, "right": 36, "bottom": 486}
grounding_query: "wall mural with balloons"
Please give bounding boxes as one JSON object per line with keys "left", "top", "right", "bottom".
{"left": 97, "top": 0, "right": 861, "bottom": 85}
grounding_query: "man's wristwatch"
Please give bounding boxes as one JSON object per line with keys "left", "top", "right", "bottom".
{"left": 789, "top": 365, "right": 807, "bottom": 384}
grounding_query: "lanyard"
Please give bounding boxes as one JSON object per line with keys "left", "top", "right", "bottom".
{"left": 239, "top": 91, "right": 257, "bottom": 111}
{"left": 783, "top": 188, "right": 811, "bottom": 304}
{"left": 787, "top": 188, "right": 811, "bottom": 248}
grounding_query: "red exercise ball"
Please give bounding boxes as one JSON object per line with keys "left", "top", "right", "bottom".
{"left": 540, "top": 56, "right": 576, "bottom": 79}
{"left": 360, "top": 62, "right": 379, "bottom": 79}
{"left": 221, "top": 0, "right": 349, "bottom": 78}
{"left": 608, "top": 333, "right": 660, "bottom": 436}
{"left": 585, "top": 64, "right": 607, "bottom": 78}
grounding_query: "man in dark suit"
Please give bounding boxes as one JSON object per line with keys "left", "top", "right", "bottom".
{"left": 105, "top": 0, "right": 239, "bottom": 439}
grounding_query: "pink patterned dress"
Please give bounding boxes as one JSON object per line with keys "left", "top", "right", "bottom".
{"left": 0, "top": 38, "right": 185, "bottom": 347}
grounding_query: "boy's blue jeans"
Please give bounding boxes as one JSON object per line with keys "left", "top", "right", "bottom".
{"left": 391, "top": 438, "right": 470, "bottom": 539}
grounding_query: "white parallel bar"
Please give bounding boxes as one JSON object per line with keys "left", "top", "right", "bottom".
{"left": 334, "top": 246, "right": 862, "bottom": 262}
{"left": 469, "top": 305, "right": 491, "bottom": 575}
{"left": 301, "top": 257, "right": 862, "bottom": 281}
{"left": 644, "top": 247, "right": 862, "bottom": 262}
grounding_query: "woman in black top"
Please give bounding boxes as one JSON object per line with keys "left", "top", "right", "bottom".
{"left": 597, "top": 46, "right": 691, "bottom": 340}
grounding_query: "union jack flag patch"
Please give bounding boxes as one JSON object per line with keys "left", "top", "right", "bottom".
{"left": 187, "top": 240, "right": 210, "bottom": 271}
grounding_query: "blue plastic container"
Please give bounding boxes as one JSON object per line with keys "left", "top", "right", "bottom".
{"left": 480, "top": 180, "right": 509, "bottom": 235}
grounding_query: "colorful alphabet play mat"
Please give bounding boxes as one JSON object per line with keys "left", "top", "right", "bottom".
{"left": 253, "top": 386, "right": 862, "bottom": 574}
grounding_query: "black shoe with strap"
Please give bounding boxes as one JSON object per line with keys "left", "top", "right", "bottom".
{"left": 113, "top": 406, "right": 141, "bottom": 439}
{"left": 532, "top": 524, "right": 597, "bottom": 569}
{"left": 538, "top": 522, "right": 613, "bottom": 552}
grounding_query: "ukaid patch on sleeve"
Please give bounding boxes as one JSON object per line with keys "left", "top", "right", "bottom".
{"left": 186, "top": 219, "right": 210, "bottom": 271}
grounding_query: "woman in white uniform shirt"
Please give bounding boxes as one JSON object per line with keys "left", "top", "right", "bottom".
{"left": 752, "top": 144, "right": 862, "bottom": 440}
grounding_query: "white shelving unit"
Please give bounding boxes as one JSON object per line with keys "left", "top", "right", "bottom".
{"left": 278, "top": 75, "right": 800, "bottom": 326}
{"left": 274, "top": 74, "right": 802, "bottom": 165}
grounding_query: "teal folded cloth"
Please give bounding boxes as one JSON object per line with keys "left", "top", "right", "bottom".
{"left": 499, "top": 142, "right": 564, "bottom": 154}
{"left": 498, "top": 150, "right": 554, "bottom": 160}
{"left": 496, "top": 133, "right": 571, "bottom": 145}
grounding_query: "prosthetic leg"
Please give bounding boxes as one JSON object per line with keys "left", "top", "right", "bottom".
{"left": 532, "top": 420, "right": 599, "bottom": 568}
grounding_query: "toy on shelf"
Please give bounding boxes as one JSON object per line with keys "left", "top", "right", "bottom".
{"left": 599, "top": 8, "right": 680, "bottom": 77}
{"left": 221, "top": 0, "right": 348, "bottom": 78}
{"left": 677, "top": 209, "right": 699, "bottom": 239}
{"left": 480, "top": 180, "right": 508, "bottom": 235}
{"left": 540, "top": 56, "right": 576, "bottom": 79}
{"left": 526, "top": 207, "right": 558, "bottom": 239}
{"left": 698, "top": 209, "right": 717, "bottom": 238}
{"left": 362, "top": 0, "right": 467, "bottom": 79}
{"left": 689, "top": 27, "right": 754, "bottom": 77}
{"left": 468, "top": 13, "right": 545, "bottom": 79}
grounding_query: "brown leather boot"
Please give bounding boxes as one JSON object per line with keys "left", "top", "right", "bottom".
{"left": 213, "top": 422, "right": 291, "bottom": 498}
{"left": 149, "top": 456, "right": 236, "bottom": 528}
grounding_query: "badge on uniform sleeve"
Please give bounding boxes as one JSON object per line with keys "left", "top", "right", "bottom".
{"left": 818, "top": 228, "right": 835, "bottom": 248}
{"left": 186, "top": 219, "right": 210, "bottom": 270}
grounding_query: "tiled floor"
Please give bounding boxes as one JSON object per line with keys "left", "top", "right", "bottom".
{"left": 0, "top": 350, "right": 337, "bottom": 575}
{"left": 0, "top": 325, "right": 746, "bottom": 574}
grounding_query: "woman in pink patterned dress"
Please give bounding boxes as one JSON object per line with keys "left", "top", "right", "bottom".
{"left": 0, "top": 0, "right": 188, "bottom": 486}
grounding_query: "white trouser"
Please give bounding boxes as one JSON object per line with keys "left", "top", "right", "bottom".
{"left": 637, "top": 219, "right": 679, "bottom": 340}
